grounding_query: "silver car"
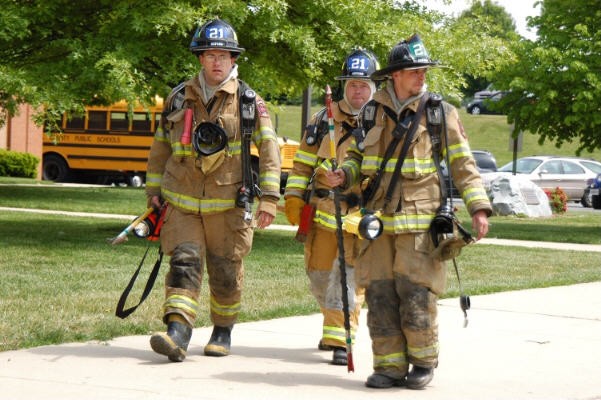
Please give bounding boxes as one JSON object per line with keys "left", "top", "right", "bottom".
{"left": 497, "top": 156, "right": 601, "bottom": 201}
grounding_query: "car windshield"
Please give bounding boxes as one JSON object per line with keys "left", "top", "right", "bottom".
{"left": 499, "top": 158, "right": 543, "bottom": 173}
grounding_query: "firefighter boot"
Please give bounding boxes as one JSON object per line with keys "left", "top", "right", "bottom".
{"left": 365, "top": 373, "right": 406, "bottom": 389}
{"left": 318, "top": 339, "right": 333, "bottom": 351}
{"left": 150, "top": 315, "right": 192, "bottom": 362}
{"left": 331, "top": 347, "right": 348, "bottom": 366}
{"left": 204, "top": 325, "right": 232, "bottom": 357}
{"left": 405, "top": 366, "right": 434, "bottom": 389}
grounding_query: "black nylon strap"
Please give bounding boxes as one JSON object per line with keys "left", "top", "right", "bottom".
{"left": 384, "top": 93, "right": 430, "bottom": 212}
{"left": 115, "top": 244, "right": 163, "bottom": 319}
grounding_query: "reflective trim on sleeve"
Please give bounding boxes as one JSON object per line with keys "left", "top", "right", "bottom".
{"left": 293, "top": 149, "right": 318, "bottom": 167}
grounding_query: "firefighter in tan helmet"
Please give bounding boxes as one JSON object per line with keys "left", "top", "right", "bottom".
{"left": 146, "top": 19, "right": 281, "bottom": 361}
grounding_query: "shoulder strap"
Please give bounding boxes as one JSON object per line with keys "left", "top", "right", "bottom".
{"left": 115, "top": 245, "right": 163, "bottom": 319}
{"left": 426, "top": 93, "right": 451, "bottom": 205}
{"left": 385, "top": 93, "right": 430, "bottom": 212}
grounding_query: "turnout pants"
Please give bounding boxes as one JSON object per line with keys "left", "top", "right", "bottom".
{"left": 356, "top": 232, "right": 446, "bottom": 379}
{"left": 304, "top": 225, "right": 364, "bottom": 348}
{"left": 159, "top": 206, "right": 253, "bottom": 328}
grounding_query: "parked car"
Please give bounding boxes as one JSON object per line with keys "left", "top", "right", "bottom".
{"left": 474, "top": 83, "right": 502, "bottom": 99}
{"left": 496, "top": 156, "right": 601, "bottom": 201}
{"left": 466, "top": 92, "right": 506, "bottom": 115}
{"left": 441, "top": 150, "right": 498, "bottom": 198}
{"left": 581, "top": 173, "right": 601, "bottom": 209}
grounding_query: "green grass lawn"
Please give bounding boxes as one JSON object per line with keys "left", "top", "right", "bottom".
{"left": 1, "top": 183, "right": 600, "bottom": 351}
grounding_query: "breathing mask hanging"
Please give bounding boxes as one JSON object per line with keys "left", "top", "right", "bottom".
{"left": 192, "top": 122, "right": 228, "bottom": 156}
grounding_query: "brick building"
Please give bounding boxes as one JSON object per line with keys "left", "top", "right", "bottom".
{"left": 0, "top": 104, "right": 43, "bottom": 179}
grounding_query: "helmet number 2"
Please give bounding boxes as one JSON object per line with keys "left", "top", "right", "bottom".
{"left": 207, "top": 27, "right": 225, "bottom": 39}
{"left": 412, "top": 44, "right": 427, "bottom": 57}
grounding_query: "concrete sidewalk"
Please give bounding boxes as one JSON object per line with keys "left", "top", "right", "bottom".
{"left": 2, "top": 282, "right": 601, "bottom": 400}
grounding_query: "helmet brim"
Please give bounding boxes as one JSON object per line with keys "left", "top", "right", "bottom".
{"left": 370, "top": 60, "right": 440, "bottom": 80}
{"left": 334, "top": 75, "right": 372, "bottom": 81}
{"left": 191, "top": 45, "right": 245, "bottom": 56}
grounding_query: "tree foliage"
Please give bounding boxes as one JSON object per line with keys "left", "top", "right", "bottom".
{"left": 456, "top": 0, "right": 519, "bottom": 96}
{"left": 492, "top": 0, "right": 601, "bottom": 153}
{"left": 0, "top": 0, "right": 511, "bottom": 129}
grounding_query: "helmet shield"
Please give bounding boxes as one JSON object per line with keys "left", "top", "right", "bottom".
{"left": 335, "top": 49, "right": 380, "bottom": 81}
{"left": 371, "top": 34, "right": 439, "bottom": 80}
{"left": 190, "top": 19, "right": 245, "bottom": 56}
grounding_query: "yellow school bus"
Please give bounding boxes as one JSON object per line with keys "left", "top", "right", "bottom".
{"left": 42, "top": 99, "right": 299, "bottom": 188}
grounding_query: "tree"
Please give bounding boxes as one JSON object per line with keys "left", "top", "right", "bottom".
{"left": 0, "top": 0, "right": 512, "bottom": 131}
{"left": 456, "top": 0, "right": 519, "bottom": 97}
{"left": 491, "top": 0, "right": 601, "bottom": 153}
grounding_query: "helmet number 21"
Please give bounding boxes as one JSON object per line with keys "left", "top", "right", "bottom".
{"left": 207, "top": 27, "right": 224, "bottom": 39}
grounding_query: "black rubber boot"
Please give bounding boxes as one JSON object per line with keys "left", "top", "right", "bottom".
{"left": 204, "top": 325, "right": 232, "bottom": 357}
{"left": 405, "top": 366, "right": 434, "bottom": 389}
{"left": 365, "top": 373, "right": 405, "bottom": 389}
{"left": 318, "top": 339, "right": 333, "bottom": 351}
{"left": 331, "top": 347, "right": 348, "bottom": 366}
{"left": 150, "top": 320, "right": 192, "bottom": 362}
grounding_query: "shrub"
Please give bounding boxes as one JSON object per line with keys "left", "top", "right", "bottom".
{"left": 0, "top": 149, "right": 39, "bottom": 178}
{"left": 544, "top": 187, "right": 568, "bottom": 214}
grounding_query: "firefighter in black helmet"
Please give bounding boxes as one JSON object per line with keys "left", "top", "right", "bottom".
{"left": 284, "top": 48, "right": 379, "bottom": 366}
{"left": 327, "top": 34, "right": 492, "bottom": 389}
{"left": 146, "top": 19, "right": 281, "bottom": 362}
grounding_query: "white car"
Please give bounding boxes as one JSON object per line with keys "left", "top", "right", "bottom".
{"left": 496, "top": 156, "right": 601, "bottom": 201}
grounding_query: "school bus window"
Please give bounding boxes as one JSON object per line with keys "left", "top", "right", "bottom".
{"left": 132, "top": 112, "right": 152, "bottom": 132}
{"left": 65, "top": 115, "right": 85, "bottom": 131}
{"left": 88, "top": 111, "right": 107, "bottom": 131}
{"left": 110, "top": 111, "right": 129, "bottom": 131}
{"left": 154, "top": 113, "right": 161, "bottom": 132}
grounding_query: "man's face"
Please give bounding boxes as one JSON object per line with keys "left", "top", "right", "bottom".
{"left": 345, "top": 80, "right": 372, "bottom": 109}
{"left": 199, "top": 50, "right": 235, "bottom": 86}
{"left": 391, "top": 68, "right": 427, "bottom": 99}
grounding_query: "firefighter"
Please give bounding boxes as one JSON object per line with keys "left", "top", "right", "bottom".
{"left": 146, "top": 19, "right": 281, "bottom": 362}
{"left": 326, "top": 34, "right": 492, "bottom": 388}
{"left": 284, "top": 49, "right": 379, "bottom": 366}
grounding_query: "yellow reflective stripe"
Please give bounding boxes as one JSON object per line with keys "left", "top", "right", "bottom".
{"left": 210, "top": 296, "right": 241, "bottom": 317}
{"left": 146, "top": 173, "right": 162, "bottom": 188}
{"left": 341, "top": 159, "right": 361, "bottom": 183}
{"left": 402, "top": 158, "right": 437, "bottom": 174}
{"left": 322, "top": 326, "right": 356, "bottom": 343}
{"left": 463, "top": 187, "right": 490, "bottom": 208}
{"left": 373, "top": 352, "right": 407, "bottom": 369}
{"left": 162, "top": 187, "right": 235, "bottom": 213}
{"left": 154, "top": 127, "right": 170, "bottom": 143}
{"left": 286, "top": 174, "right": 310, "bottom": 190}
{"left": 228, "top": 140, "right": 242, "bottom": 155}
{"left": 164, "top": 294, "right": 199, "bottom": 317}
{"left": 293, "top": 149, "right": 318, "bottom": 167}
{"left": 447, "top": 142, "right": 472, "bottom": 164}
{"left": 260, "top": 171, "right": 280, "bottom": 190}
{"left": 318, "top": 159, "right": 333, "bottom": 171}
{"left": 361, "top": 155, "right": 381, "bottom": 172}
{"left": 381, "top": 213, "right": 435, "bottom": 233}
{"left": 314, "top": 210, "right": 337, "bottom": 230}
{"left": 253, "top": 126, "right": 277, "bottom": 146}
{"left": 408, "top": 342, "right": 439, "bottom": 360}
